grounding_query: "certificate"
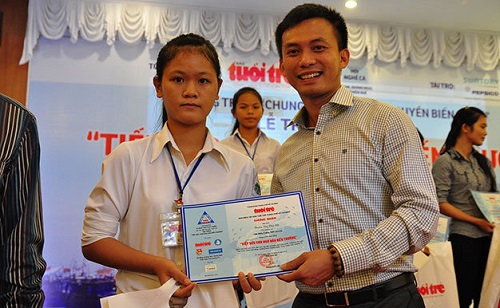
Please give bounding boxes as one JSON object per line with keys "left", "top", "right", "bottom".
{"left": 181, "top": 191, "right": 312, "bottom": 283}
{"left": 471, "top": 190, "right": 500, "bottom": 223}
{"left": 429, "top": 216, "right": 451, "bottom": 243}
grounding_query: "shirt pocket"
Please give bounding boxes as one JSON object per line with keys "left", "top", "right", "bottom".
{"left": 451, "top": 164, "right": 471, "bottom": 190}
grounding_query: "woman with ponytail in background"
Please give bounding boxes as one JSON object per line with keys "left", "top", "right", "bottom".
{"left": 432, "top": 106, "right": 497, "bottom": 308}
{"left": 220, "top": 87, "right": 281, "bottom": 175}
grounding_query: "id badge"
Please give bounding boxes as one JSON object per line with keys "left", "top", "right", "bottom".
{"left": 160, "top": 212, "right": 182, "bottom": 247}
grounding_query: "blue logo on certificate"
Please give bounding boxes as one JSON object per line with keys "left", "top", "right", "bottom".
{"left": 198, "top": 211, "right": 214, "bottom": 224}
{"left": 209, "top": 248, "right": 223, "bottom": 254}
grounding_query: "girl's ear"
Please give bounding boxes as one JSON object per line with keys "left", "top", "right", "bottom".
{"left": 215, "top": 78, "right": 223, "bottom": 100}
{"left": 217, "top": 78, "right": 223, "bottom": 93}
{"left": 153, "top": 76, "right": 163, "bottom": 98}
{"left": 461, "top": 123, "right": 471, "bottom": 134}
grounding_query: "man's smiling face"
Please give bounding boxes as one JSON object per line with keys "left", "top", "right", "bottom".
{"left": 279, "top": 17, "right": 349, "bottom": 105}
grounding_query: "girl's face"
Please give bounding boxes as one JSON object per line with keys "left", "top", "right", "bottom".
{"left": 232, "top": 92, "right": 263, "bottom": 130}
{"left": 464, "top": 115, "right": 488, "bottom": 146}
{"left": 154, "top": 51, "right": 222, "bottom": 129}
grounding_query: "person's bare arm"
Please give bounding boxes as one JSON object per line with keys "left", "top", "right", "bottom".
{"left": 82, "top": 237, "right": 196, "bottom": 297}
{"left": 439, "top": 202, "right": 495, "bottom": 233}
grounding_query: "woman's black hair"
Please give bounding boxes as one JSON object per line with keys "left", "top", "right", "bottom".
{"left": 230, "top": 87, "right": 263, "bottom": 134}
{"left": 155, "top": 33, "right": 221, "bottom": 127}
{"left": 417, "top": 128, "right": 424, "bottom": 146}
{"left": 440, "top": 106, "right": 497, "bottom": 191}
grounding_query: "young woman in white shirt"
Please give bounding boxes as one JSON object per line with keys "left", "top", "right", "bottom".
{"left": 220, "top": 87, "right": 281, "bottom": 174}
{"left": 81, "top": 33, "right": 262, "bottom": 307}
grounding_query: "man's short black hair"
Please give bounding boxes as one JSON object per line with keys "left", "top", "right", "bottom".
{"left": 275, "top": 3, "right": 348, "bottom": 59}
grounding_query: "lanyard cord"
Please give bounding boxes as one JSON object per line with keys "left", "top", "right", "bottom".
{"left": 236, "top": 133, "right": 261, "bottom": 161}
{"left": 167, "top": 145, "right": 206, "bottom": 202}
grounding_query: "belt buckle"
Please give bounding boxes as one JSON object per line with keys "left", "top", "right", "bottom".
{"left": 324, "top": 292, "right": 350, "bottom": 307}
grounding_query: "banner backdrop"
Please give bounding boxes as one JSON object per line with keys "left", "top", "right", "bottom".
{"left": 27, "top": 37, "right": 500, "bottom": 307}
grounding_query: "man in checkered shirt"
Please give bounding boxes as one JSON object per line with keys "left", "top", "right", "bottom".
{"left": 271, "top": 4, "right": 439, "bottom": 307}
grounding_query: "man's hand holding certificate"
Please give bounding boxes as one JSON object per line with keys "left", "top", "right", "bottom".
{"left": 181, "top": 191, "right": 312, "bottom": 283}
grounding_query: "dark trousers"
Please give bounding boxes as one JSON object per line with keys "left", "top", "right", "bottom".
{"left": 291, "top": 278, "right": 424, "bottom": 308}
{"left": 449, "top": 233, "right": 491, "bottom": 308}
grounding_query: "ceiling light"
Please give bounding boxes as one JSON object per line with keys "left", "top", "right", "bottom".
{"left": 345, "top": 0, "right": 357, "bottom": 9}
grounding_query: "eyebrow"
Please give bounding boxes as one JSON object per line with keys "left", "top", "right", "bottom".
{"left": 169, "top": 70, "right": 214, "bottom": 77}
{"left": 283, "top": 37, "right": 327, "bottom": 49}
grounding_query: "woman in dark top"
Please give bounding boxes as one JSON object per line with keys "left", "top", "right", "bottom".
{"left": 432, "top": 106, "right": 496, "bottom": 308}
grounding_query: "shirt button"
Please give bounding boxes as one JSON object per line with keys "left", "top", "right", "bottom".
{"left": 315, "top": 188, "right": 320, "bottom": 192}
{"left": 314, "top": 158, "right": 319, "bottom": 162}
{"left": 318, "top": 218, "right": 324, "bottom": 223}
{"left": 327, "top": 281, "right": 334, "bottom": 287}
{"left": 316, "top": 131, "right": 321, "bottom": 135}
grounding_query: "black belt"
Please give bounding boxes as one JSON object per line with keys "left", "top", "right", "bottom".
{"left": 301, "top": 272, "right": 415, "bottom": 307}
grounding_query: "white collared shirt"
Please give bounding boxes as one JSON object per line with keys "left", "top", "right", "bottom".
{"left": 82, "top": 123, "right": 259, "bottom": 292}
{"left": 220, "top": 129, "right": 281, "bottom": 174}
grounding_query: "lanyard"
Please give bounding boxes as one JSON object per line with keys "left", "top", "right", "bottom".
{"left": 167, "top": 145, "right": 205, "bottom": 210}
{"left": 236, "top": 133, "right": 261, "bottom": 161}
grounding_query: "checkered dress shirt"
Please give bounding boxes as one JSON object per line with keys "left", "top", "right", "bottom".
{"left": 271, "top": 86, "right": 439, "bottom": 294}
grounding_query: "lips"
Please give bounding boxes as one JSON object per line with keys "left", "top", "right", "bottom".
{"left": 298, "top": 72, "right": 322, "bottom": 80}
{"left": 181, "top": 103, "right": 200, "bottom": 107}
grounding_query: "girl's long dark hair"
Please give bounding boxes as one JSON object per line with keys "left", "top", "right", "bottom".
{"left": 440, "top": 106, "right": 497, "bottom": 192}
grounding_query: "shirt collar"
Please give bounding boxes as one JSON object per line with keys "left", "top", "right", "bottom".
{"left": 151, "top": 123, "right": 231, "bottom": 170}
{"left": 290, "top": 85, "right": 353, "bottom": 129}
{"left": 232, "top": 128, "right": 266, "bottom": 140}
{"left": 448, "top": 147, "right": 478, "bottom": 161}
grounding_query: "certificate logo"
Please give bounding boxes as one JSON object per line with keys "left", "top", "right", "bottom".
{"left": 196, "top": 248, "right": 203, "bottom": 255}
{"left": 259, "top": 254, "right": 274, "bottom": 268}
{"left": 198, "top": 211, "right": 215, "bottom": 225}
{"left": 214, "top": 239, "right": 222, "bottom": 246}
{"left": 209, "top": 248, "right": 223, "bottom": 254}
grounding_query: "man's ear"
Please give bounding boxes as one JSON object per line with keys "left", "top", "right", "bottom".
{"left": 340, "top": 48, "right": 350, "bottom": 70}
{"left": 279, "top": 59, "right": 287, "bottom": 79}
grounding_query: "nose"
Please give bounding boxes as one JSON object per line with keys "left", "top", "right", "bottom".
{"left": 183, "top": 81, "right": 198, "bottom": 98}
{"left": 299, "top": 50, "right": 316, "bottom": 67}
